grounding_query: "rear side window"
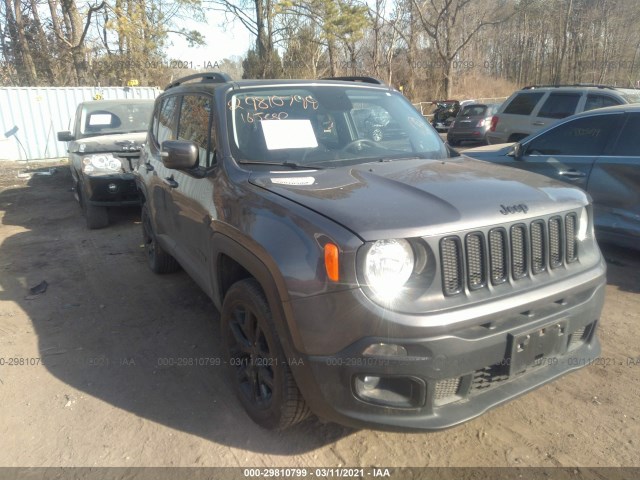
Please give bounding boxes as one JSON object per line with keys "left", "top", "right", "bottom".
{"left": 611, "top": 114, "right": 640, "bottom": 157}
{"left": 177, "top": 94, "right": 215, "bottom": 167}
{"left": 503, "top": 92, "right": 544, "bottom": 115}
{"left": 527, "top": 114, "right": 621, "bottom": 156}
{"left": 537, "top": 93, "right": 581, "bottom": 119}
{"left": 584, "top": 95, "right": 621, "bottom": 112}
{"left": 157, "top": 96, "right": 178, "bottom": 144}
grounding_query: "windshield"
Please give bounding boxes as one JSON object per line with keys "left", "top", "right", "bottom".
{"left": 226, "top": 86, "right": 446, "bottom": 168}
{"left": 619, "top": 89, "right": 640, "bottom": 104}
{"left": 79, "top": 101, "right": 154, "bottom": 138}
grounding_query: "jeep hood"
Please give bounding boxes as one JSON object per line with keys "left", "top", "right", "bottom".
{"left": 70, "top": 132, "right": 147, "bottom": 154}
{"left": 248, "top": 157, "right": 588, "bottom": 241}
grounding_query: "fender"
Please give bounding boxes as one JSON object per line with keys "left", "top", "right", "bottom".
{"left": 210, "top": 232, "right": 305, "bottom": 354}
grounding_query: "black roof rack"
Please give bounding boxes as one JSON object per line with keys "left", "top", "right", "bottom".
{"left": 522, "top": 83, "right": 619, "bottom": 90}
{"left": 321, "top": 76, "right": 386, "bottom": 85}
{"left": 165, "top": 72, "right": 232, "bottom": 90}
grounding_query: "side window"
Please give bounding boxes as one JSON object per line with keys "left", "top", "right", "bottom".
{"left": 537, "top": 93, "right": 581, "bottom": 119}
{"left": 177, "top": 94, "right": 214, "bottom": 167}
{"left": 527, "top": 114, "right": 620, "bottom": 156}
{"left": 611, "top": 114, "right": 640, "bottom": 157}
{"left": 151, "top": 101, "right": 161, "bottom": 141}
{"left": 503, "top": 92, "right": 545, "bottom": 115}
{"left": 584, "top": 95, "right": 621, "bottom": 112}
{"left": 157, "top": 96, "right": 178, "bottom": 145}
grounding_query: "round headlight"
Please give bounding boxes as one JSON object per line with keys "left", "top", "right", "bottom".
{"left": 363, "top": 239, "right": 414, "bottom": 300}
{"left": 577, "top": 206, "right": 589, "bottom": 241}
{"left": 83, "top": 154, "right": 121, "bottom": 173}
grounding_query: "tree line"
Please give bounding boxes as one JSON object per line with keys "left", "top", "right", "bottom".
{"left": 1, "top": 0, "right": 639, "bottom": 101}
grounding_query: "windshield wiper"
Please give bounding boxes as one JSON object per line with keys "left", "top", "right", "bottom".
{"left": 237, "top": 161, "right": 324, "bottom": 170}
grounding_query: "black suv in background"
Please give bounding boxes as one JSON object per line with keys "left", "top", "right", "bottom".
{"left": 58, "top": 99, "right": 154, "bottom": 228}
{"left": 135, "top": 73, "right": 605, "bottom": 431}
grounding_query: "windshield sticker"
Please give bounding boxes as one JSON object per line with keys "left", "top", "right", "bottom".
{"left": 228, "top": 95, "right": 319, "bottom": 111}
{"left": 88, "top": 114, "right": 113, "bottom": 126}
{"left": 270, "top": 176, "right": 316, "bottom": 186}
{"left": 261, "top": 119, "right": 318, "bottom": 150}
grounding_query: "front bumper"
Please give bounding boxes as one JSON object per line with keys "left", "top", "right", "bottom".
{"left": 83, "top": 173, "right": 140, "bottom": 206}
{"left": 286, "top": 261, "right": 606, "bottom": 431}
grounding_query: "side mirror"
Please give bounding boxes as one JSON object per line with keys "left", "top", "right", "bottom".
{"left": 161, "top": 140, "right": 198, "bottom": 170}
{"left": 57, "top": 131, "right": 74, "bottom": 142}
{"left": 508, "top": 142, "right": 524, "bottom": 160}
{"left": 447, "top": 144, "right": 460, "bottom": 158}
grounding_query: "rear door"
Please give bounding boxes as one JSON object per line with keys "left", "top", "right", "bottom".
{"left": 587, "top": 113, "right": 640, "bottom": 242}
{"left": 520, "top": 112, "right": 625, "bottom": 189}
{"left": 532, "top": 92, "right": 582, "bottom": 130}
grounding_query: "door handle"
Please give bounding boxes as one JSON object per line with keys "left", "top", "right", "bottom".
{"left": 559, "top": 169, "right": 586, "bottom": 179}
{"left": 532, "top": 121, "right": 546, "bottom": 126}
{"left": 163, "top": 176, "right": 179, "bottom": 188}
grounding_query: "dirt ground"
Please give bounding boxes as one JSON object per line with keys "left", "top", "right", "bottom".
{"left": 0, "top": 161, "right": 639, "bottom": 469}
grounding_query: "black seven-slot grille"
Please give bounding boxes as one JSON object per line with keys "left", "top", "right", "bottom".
{"left": 440, "top": 213, "right": 579, "bottom": 296}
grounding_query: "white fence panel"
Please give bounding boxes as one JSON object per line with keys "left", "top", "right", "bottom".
{"left": 0, "top": 86, "right": 160, "bottom": 161}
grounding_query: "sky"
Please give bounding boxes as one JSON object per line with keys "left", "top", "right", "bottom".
{"left": 165, "top": 10, "right": 253, "bottom": 68}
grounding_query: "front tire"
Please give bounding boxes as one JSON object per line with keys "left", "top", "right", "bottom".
{"left": 141, "top": 204, "right": 180, "bottom": 273}
{"left": 79, "top": 187, "right": 109, "bottom": 229}
{"left": 221, "top": 279, "right": 310, "bottom": 430}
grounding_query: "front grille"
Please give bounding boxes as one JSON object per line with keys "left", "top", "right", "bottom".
{"left": 441, "top": 237, "right": 463, "bottom": 295}
{"left": 511, "top": 224, "right": 527, "bottom": 279}
{"left": 489, "top": 229, "right": 507, "bottom": 285}
{"left": 433, "top": 377, "right": 462, "bottom": 405}
{"left": 565, "top": 213, "right": 578, "bottom": 262}
{"left": 531, "top": 220, "right": 546, "bottom": 274}
{"left": 440, "top": 213, "right": 580, "bottom": 295}
{"left": 465, "top": 233, "right": 485, "bottom": 290}
{"left": 549, "top": 216, "right": 562, "bottom": 268}
{"left": 471, "top": 364, "right": 509, "bottom": 392}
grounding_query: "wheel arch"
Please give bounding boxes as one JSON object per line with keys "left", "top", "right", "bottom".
{"left": 211, "top": 233, "right": 304, "bottom": 356}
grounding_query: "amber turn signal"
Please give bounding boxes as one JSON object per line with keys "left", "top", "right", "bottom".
{"left": 324, "top": 243, "right": 339, "bottom": 282}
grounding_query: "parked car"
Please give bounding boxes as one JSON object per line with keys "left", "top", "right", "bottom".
{"left": 58, "top": 99, "right": 154, "bottom": 228}
{"left": 135, "top": 72, "right": 605, "bottom": 431}
{"left": 486, "top": 84, "right": 640, "bottom": 145}
{"left": 465, "top": 104, "right": 640, "bottom": 249}
{"left": 447, "top": 103, "right": 501, "bottom": 146}
{"left": 430, "top": 100, "right": 460, "bottom": 131}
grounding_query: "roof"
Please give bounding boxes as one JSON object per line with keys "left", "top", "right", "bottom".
{"left": 162, "top": 72, "right": 394, "bottom": 93}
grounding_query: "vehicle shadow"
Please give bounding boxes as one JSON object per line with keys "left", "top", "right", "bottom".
{"left": 0, "top": 164, "right": 353, "bottom": 455}
{"left": 598, "top": 241, "right": 640, "bottom": 294}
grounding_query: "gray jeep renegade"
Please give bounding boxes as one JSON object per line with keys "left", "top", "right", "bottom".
{"left": 135, "top": 73, "right": 606, "bottom": 431}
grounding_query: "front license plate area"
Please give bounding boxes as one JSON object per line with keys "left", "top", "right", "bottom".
{"left": 508, "top": 321, "right": 567, "bottom": 375}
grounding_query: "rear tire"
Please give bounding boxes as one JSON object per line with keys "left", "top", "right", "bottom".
{"left": 141, "top": 204, "right": 180, "bottom": 273}
{"left": 221, "top": 278, "right": 310, "bottom": 430}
